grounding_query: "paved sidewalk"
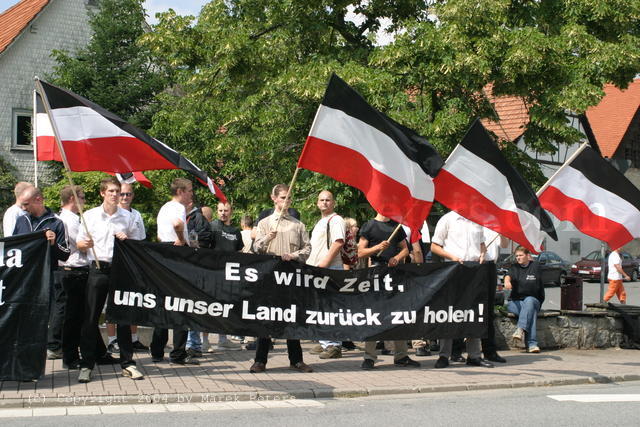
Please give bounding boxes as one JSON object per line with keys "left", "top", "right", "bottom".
{"left": 2, "top": 342, "right": 640, "bottom": 409}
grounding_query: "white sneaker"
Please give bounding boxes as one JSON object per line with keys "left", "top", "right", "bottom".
{"left": 78, "top": 367, "right": 92, "bottom": 383}
{"left": 122, "top": 365, "right": 144, "bottom": 380}
{"left": 512, "top": 328, "right": 524, "bottom": 343}
{"left": 205, "top": 345, "right": 217, "bottom": 353}
{"left": 216, "top": 340, "right": 242, "bottom": 351}
{"left": 528, "top": 346, "right": 540, "bottom": 353}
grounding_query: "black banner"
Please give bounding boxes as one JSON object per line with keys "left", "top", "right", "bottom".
{"left": 109, "top": 240, "right": 495, "bottom": 341}
{"left": 0, "top": 231, "right": 50, "bottom": 381}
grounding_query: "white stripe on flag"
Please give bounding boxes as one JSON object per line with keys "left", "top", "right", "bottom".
{"left": 443, "top": 145, "right": 545, "bottom": 249}
{"left": 47, "top": 106, "right": 135, "bottom": 141}
{"left": 546, "top": 166, "right": 640, "bottom": 237}
{"left": 36, "top": 112, "right": 53, "bottom": 137}
{"left": 310, "top": 105, "right": 434, "bottom": 202}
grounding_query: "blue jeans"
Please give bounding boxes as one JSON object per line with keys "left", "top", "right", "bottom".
{"left": 507, "top": 296, "right": 541, "bottom": 348}
{"left": 186, "top": 330, "right": 202, "bottom": 351}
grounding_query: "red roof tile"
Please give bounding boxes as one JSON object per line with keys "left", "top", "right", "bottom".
{"left": 481, "top": 84, "right": 530, "bottom": 143}
{"left": 585, "top": 79, "right": 640, "bottom": 158}
{"left": 0, "top": 0, "right": 51, "bottom": 55}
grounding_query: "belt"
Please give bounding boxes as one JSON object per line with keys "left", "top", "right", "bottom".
{"left": 60, "top": 266, "right": 89, "bottom": 272}
{"left": 90, "top": 261, "right": 112, "bottom": 270}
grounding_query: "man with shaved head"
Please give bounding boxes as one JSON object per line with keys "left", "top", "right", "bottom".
{"left": 306, "top": 190, "right": 346, "bottom": 359}
{"left": 3, "top": 181, "right": 33, "bottom": 237}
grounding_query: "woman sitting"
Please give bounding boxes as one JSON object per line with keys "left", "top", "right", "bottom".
{"left": 504, "top": 246, "right": 545, "bottom": 353}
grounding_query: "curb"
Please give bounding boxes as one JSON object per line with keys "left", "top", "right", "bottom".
{"left": 3, "top": 374, "right": 640, "bottom": 410}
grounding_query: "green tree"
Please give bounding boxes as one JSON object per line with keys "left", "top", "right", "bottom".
{"left": 142, "top": 0, "right": 640, "bottom": 224}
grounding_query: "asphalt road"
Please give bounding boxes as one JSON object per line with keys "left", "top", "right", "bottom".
{"left": 542, "top": 280, "right": 640, "bottom": 310}
{"left": 4, "top": 382, "right": 640, "bottom": 426}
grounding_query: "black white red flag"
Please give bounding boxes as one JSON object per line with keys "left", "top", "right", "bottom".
{"left": 433, "top": 120, "right": 557, "bottom": 252}
{"left": 538, "top": 146, "right": 640, "bottom": 250}
{"left": 297, "top": 74, "right": 444, "bottom": 241}
{"left": 34, "top": 80, "right": 226, "bottom": 202}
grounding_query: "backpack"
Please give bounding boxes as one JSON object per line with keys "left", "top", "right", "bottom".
{"left": 327, "top": 215, "right": 358, "bottom": 266}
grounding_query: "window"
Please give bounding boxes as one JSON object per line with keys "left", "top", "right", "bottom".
{"left": 12, "top": 109, "right": 32, "bottom": 150}
{"left": 570, "top": 238, "right": 581, "bottom": 256}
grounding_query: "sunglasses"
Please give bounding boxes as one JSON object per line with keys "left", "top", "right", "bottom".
{"left": 120, "top": 192, "right": 133, "bottom": 197}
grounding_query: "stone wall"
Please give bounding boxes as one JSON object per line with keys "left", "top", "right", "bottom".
{"left": 494, "top": 311, "right": 624, "bottom": 350}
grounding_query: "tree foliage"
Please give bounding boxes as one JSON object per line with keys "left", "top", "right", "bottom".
{"left": 141, "top": 0, "right": 640, "bottom": 226}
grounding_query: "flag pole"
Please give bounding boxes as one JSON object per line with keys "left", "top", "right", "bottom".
{"left": 535, "top": 141, "right": 589, "bottom": 196}
{"left": 32, "top": 88, "right": 39, "bottom": 187}
{"left": 34, "top": 78, "right": 100, "bottom": 268}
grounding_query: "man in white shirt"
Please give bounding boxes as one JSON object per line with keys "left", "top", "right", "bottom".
{"left": 431, "top": 211, "right": 493, "bottom": 369}
{"left": 307, "top": 190, "right": 345, "bottom": 359}
{"left": 105, "top": 183, "right": 149, "bottom": 353}
{"left": 604, "top": 248, "right": 630, "bottom": 304}
{"left": 2, "top": 181, "right": 33, "bottom": 237}
{"left": 76, "top": 177, "right": 145, "bottom": 383}
{"left": 149, "top": 178, "right": 199, "bottom": 365}
{"left": 50, "top": 185, "right": 90, "bottom": 368}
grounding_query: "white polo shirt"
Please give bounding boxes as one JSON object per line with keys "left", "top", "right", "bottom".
{"left": 59, "top": 208, "right": 88, "bottom": 267}
{"left": 432, "top": 211, "right": 484, "bottom": 261}
{"left": 157, "top": 200, "right": 188, "bottom": 243}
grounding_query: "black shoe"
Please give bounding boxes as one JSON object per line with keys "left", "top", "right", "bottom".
{"left": 132, "top": 340, "right": 149, "bottom": 351}
{"left": 107, "top": 340, "right": 120, "bottom": 354}
{"left": 342, "top": 341, "right": 357, "bottom": 351}
{"left": 245, "top": 342, "right": 257, "bottom": 351}
{"left": 485, "top": 353, "right": 506, "bottom": 363}
{"left": 466, "top": 358, "right": 494, "bottom": 368}
{"left": 415, "top": 347, "right": 431, "bottom": 357}
{"left": 361, "top": 359, "right": 375, "bottom": 370}
{"left": 434, "top": 356, "right": 449, "bottom": 369}
{"left": 151, "top": 355, "right": 164, "bottom": 363}
{"left": 186, "top": 348, "right": 203, "bottom": 358}
{"left": 380, "top": 349, "right": 392, "bottom": 355}
{"left": 63, "top": 360, "right": 81, "bottom": 369}
{"left": 394, "top": 356, "right": 421, "bottom": 367}
{"left": 96, "top": 354, "right": 121, "bottom": 365}
{"left": 450, "top": 355, "right": 466, "bottom": 363}
{"left": 171, "top": 355, "right": 200, "bottom": 365}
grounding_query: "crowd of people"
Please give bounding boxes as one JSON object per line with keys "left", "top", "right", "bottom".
{"left": 2, "top": 177, "right": 564, "bottom": 383}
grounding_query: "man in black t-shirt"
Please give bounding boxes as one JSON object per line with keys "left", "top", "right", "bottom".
{"left": 357, "top": 213, "right": 420, "bottom": 370}
{"left": 504, "top": 246, "right": 544, "bottom": 353}
{"left": 210, "top": 201, "right": 243, "bottom": 252}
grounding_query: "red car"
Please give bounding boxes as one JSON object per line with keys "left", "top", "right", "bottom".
{"left": 571, "top": 250, "right": 639, "bottom": 282}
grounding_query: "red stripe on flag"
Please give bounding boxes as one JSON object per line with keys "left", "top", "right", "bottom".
{"left": 434, "top": 169, "right": 538, "bottom": 252}
{"left": 299, "top": 136, "right": 431, "bottom": 240}
{"left": 37, "top": 136, "right": 176, "bottom": 172}
{"left": 539, "top": 185, "right": 633, "bottom": 250}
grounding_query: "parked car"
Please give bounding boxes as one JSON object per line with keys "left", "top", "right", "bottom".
{"left": 571, "top": 250, "right": 639, "bottom": 282}
{"left": 497, "top": 251, "right": 570, "bottom": 286}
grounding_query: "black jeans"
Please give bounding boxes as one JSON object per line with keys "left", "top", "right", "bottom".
{"left": 150, "top": 328, "right": 189, "bottom": 362}
{"left": 79, "top": 265, "right": 135, "bottom": 369}
{"left": 47, "top": 275, "right": 66, "bottom": 351}
{"left": 56, "top": 268, "right": 89, "bottom": 365}
{"left": 255, "top": 338, "right": 302, "bottom": 365}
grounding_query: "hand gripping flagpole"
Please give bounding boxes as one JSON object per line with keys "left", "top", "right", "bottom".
{"left": 34, "top": 77, "right": 100, "bottom": 268}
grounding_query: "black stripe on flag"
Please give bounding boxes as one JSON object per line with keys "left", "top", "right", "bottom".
{"left": 571, "top": 147, "right": 640, "bottom": 213}
{"left": 321, "top": 74, "right": 444, "bottom": 177}
{"left": 460, "top": 120, "right": 557, "bottom": 240}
